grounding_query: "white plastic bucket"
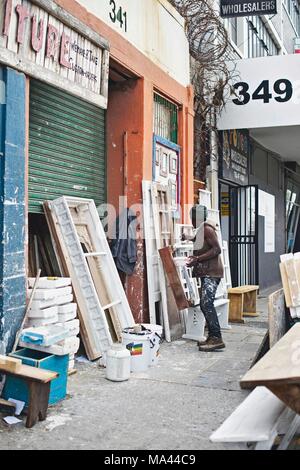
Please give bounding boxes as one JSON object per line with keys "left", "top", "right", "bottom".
{"left": 142, "top": 324, "right": 163, "bottom": 366}
{"left": 122, "top": 328, "right": 152, "bottom": 373}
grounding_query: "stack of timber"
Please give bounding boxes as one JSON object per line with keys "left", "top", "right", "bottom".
{"left": 44, "top": 197, "right": 135, "bottom": 362}
{"left": 279, "top": 253, "right": 300, "bottom": 319}
{"left": 28, "top": 215, "right": 61, "bottom": 278}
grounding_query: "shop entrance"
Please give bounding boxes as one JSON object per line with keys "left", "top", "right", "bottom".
{"left": 220, "top": 183, "right": 259, "bottom": 287}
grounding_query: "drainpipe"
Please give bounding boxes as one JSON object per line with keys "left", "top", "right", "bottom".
{"left": 207, "top": 130, "right": 219, "bottom": 210}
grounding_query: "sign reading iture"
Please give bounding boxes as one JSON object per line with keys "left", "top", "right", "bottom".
{"left": 220, "top": 0, "right": 277, "bottom": 18}
{"left": 0, "top": 0, "right": 110, "bottom": 108}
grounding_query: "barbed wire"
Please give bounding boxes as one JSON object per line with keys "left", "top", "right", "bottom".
{"left": 169, "top": 0, "right": 239, "bottom": 179}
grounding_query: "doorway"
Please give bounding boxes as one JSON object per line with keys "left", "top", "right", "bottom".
{"left": 220, "top": 183, "right": 259, "bottom": 287}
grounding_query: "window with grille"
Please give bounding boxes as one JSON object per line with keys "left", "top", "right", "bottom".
{"left": 153, "top": 93, "right": 178, "bottom": 144}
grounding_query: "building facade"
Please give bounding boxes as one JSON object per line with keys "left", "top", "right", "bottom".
{"left": 0, "top": 0, "right": 194, "bottom": 353}
{"left": 213, "top": 0, "right": 300, "bottom": 292}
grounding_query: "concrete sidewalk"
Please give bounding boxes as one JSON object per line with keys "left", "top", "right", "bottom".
{"left": 0, "top": 296, "right": 281, "bottom": 450}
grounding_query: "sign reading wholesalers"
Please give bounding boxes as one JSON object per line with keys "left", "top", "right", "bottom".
{"left": 0, "top": 0, "right": 110, "bottom": 108}
{"left": 220, "top": 0, "right": 277, "bottom": 18}
{"left": 218, "top": 54, "right": 300, "bottom": 130}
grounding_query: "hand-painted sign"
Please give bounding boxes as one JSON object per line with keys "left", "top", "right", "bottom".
{"left": 220, "top": 0, "right": 277, "bottom": 18}
{"left": 0, "top": 0, "right": 110, "bottom": 108}
{"left": 219, "top": 129, "right": 250, "bottom": 186}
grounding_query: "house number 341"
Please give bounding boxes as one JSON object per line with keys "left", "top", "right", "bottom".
{"left": 232, "top": 79, "right": 293, "bottom": 105}
{"left": 109, "top": 0, "right": 128, "bottom": 32}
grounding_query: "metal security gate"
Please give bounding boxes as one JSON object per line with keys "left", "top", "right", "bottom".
{"left": 229, "top": 185, "right": 259, "bottom": 287}
{"left": 29, "top": 80, "right": 106, "bottom": 213}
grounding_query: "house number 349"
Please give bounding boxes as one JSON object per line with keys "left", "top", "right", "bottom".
{"left": 109, "top": 0, "right": 128, "bottom": 32}
{"left": 232, "top": 79, "right": 293, "bottom": 105}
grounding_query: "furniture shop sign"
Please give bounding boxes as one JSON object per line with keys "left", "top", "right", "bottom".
{"left": 220, "top": 0, "right": 277, "bottom": 18}
{"left": 0, "top": 0, "right": 110, "bottom": 107}
{"left": 218, "top": 54, "right": 300, "bottom": 130}
{"left": 219, "top": 129, "right": 250, "bottom": 186}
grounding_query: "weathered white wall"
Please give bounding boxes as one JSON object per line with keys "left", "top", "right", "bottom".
{"left": 76, "top": 0, "right": 190, "bottom": 87}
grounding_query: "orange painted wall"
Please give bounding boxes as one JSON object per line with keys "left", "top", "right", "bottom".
{"left": 55, "top": 0, "right": 194, "bottom": 322}
{"left": 107, "top": 79, "right": 147, "bottom": 322}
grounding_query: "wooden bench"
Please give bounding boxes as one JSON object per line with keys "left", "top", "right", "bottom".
{"left": 240, "top": 323, "right": 300, "bottom": 415}
{"left": 0, "top": 363, "right": 58, "bottom": 428}
{"left": 210, "top": 386, "right": 300, "bottom": 450}
{"left": 228, "top": 285, "right": 259, "bottom": 323}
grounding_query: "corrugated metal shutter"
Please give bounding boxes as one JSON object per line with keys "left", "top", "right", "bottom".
{"left": 29, "top": 80, "right": 106, "bottom": 213}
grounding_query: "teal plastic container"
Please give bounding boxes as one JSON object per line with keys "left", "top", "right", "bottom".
{"left": 2, "top": 349, "right": 69, "bottom": 406}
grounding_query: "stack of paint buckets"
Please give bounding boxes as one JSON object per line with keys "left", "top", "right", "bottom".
{"left": 122, "top": 324, "right": 163, "bottom": 372}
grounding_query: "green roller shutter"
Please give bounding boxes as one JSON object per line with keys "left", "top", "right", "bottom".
{"left": 29, "top": 80, "right": 106, "bottom": 213}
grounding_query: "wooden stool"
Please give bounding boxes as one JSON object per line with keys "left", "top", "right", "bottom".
{"left": 0, "top": 364, "right": 57, "bottom": 428}
{"left": 228, "top": 285, "right": 259, "bottom": 323}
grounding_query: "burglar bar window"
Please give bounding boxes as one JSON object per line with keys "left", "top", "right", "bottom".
{"left": 153, "top": 93, "right": 178, "bottom": 144}
{"left": 247, "top": 16, "right": 279, "bottom": 58}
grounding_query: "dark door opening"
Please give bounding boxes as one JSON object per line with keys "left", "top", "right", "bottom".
{"left": 229, "top": 185, "right": 259, "bottom": 287}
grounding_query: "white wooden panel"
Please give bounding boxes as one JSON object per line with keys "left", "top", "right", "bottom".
{"left": 210, "top": 387, "right": 286, "bottom": 443}
{"left": 142, "top": 181, "right": 162, "bottom": 325}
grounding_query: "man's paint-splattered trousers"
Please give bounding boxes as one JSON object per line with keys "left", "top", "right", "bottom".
{"left": 200, "top": 277, "right": 222, "bottom": 339}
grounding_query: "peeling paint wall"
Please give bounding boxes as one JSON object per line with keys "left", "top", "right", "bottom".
{"left": 0, "top": 67, "right": 26, "bottom": 353}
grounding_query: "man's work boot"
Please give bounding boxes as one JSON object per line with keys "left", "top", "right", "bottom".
{"left": 198, "top": 337, "right": 225, "bottom": 352}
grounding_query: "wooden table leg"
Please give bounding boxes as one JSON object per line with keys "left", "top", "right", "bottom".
{"left": 26, "top": 382, "right": 50, "bottom": 429}
{"left": 243, "top": 291, "right": 259, "bottom": 317}
{"left": 228, "top": 293, "right": 245, "bottom": 323}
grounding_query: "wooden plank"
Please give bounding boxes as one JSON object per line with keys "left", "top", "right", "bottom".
{"left": 150, "top": 183, "right": 171, "bottom": 342}
{"left": 210, "top": 387, "right": 286, "bottom": 443}
{"left": 250, "top": 331, "right": 270, "bottom": 369}
{"left": 280, "top": 262, "right": 293, "bottom": 308}
{"left": 228, "top": 293, "right": 245, "bottom": 323}
{"left": 0, "top": 364, "right": 57, "bottom": 383}
{"left": 142, "top": 181, "right": 161, "bottom": 325}
{"left": 282, "top": 258, "right": 300, "bottom": 307}
{"left": 0, "top": 356, "right": 22, "bottom": 373}
{"left": 269, "top": 289, "right": 287, "bottom": 348}
{"left": 228, "top": 286, "right": 259, "bottom": 294}
{"left": 241, "top": 323, "right": 300, "bottom": 389}
{"left": 243, "top": 290, "right": 259, "bottom": 317}
{"left": 159, "top": 247, "right": 189, "bottom": 311}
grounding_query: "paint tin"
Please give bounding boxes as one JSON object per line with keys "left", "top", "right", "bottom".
{"left": 141, "top": 324, "right": 163, "bottom": 366}
{"left": 122, "top": 327, "right": 152, "bottom": 373}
